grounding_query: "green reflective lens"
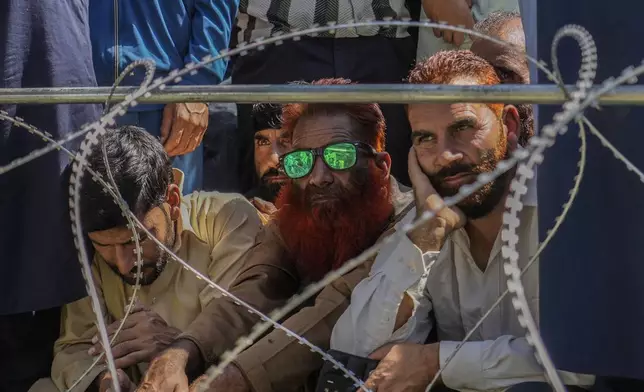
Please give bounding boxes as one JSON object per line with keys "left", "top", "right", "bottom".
{"left": 323, "top": 142, "right": 357, "bottom": 170}
{"left": 282, "top": 142, "right": 361, "bottom": 179}
{"left": 283, "top": 150, "right": 314, "bottom": 179}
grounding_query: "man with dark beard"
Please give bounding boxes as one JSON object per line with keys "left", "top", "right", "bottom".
{"left": 331, "top": 51, "right": 594, "bottom": 391}
{"left": 138, "top": 78, "right": 414, "bottom": 392}
{"left": 244, "top": 103, "right": 290, "bottom": 220}
{"left": 51, "top": 126, "right": 262, "bottom": 392}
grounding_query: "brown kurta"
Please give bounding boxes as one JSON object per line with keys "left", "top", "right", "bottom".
{"left": 179, "top": 178, "right": 414, "bottom": 392}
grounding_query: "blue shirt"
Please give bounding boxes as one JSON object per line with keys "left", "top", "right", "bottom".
{"left": 90, "top": 0, "right": 239, "bottom": 101}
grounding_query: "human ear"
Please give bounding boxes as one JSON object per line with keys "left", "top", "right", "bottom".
{"left": 374, "top": 152, "right": 392, "bottom": 179}
{"left": 165, "top": 184, "right": 182, "bottom": 221}
{"left": 502, "top": 105, "right": 520, "bottom": 151}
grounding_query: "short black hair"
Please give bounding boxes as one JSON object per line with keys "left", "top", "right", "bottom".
{"left": 251, "top": 103, "right": 283, "bottom": 133}
{"left": 79, "top": 125, "right": 173, "bottom": 233}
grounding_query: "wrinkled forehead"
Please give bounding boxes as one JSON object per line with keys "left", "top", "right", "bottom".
{"left": 291, "top": 113, "right": 356, "bottom": 149}
{"left": 408, "top": 102, "right": 490, "bottom": 128}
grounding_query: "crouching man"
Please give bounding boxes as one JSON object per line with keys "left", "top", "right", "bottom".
{"left": 330, "top": 51, "right": 596, "bottom": 391}
{"left": 51, "top": 125, "right": 262, "bottom": 391}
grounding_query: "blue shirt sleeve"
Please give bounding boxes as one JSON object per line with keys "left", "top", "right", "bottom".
{"left": 179, "top": 0, "right": 240, "bottom": 86}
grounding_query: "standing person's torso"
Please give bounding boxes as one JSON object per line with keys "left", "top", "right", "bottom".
{"left": 0, "top": 0, "right": 102, "bottom": 314}
{"left": 235, "top": 0, "right": 411, "bottom": 43}
{"left": 89, "top": 0, "right": 195, "bottom": 87}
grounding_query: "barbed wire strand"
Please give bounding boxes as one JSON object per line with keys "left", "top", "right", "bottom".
{"left": 0, "top": 19, "right": 569, "bottom": 177}
{"left": 498, "top": 24, "right": 600, "bottom": 392}
{"left": 3, "top": 20, "right": 640, "bottom": 392}
{"left": 0, "top": 21, "right": 556, "bottom": 392}
{"left": 582, "top": 117, "right": 644, "bottom": 181}
{"left": 64, "top": 59, "right": 161, "bottom": 392}
{"left": 424, "top": 118, "right": 588, "bottom": 392}
{"left": 2, "top": 22, "right": 584, "bottom": 392}
{"left": 66, "top": 60, "right": 159, "bottom": 392}
{"left": 0, "top": 111, "right": 145, "bottom": 392}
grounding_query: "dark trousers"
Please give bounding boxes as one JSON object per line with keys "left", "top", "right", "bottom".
{"left": 231, "top": 36, "right": 416, "bottom": 194}
{"left": 0, "top": 307, "right": 61, "bottom": 392}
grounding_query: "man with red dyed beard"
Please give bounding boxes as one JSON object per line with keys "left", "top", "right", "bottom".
{"left": 138, "top": 78, "right": 414, "bottom": 392}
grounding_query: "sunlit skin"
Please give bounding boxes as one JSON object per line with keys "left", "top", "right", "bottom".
{"left": 289, "top": 113, "right": 391, "bottom": 199}
{"left": 407, "top": 85, "right": 519, "bottom": 268}
{"left": 254, "top": 127, "right": 291, "bottom": 183}
{"left": 470, "top": 18, "right": 528, "bottom": 83}
{"left": 358, "top": 89, "right": 521, "bottom": 392}
{"left": 137, "top": 112, "right": 395, "bottom": 392}
{"left": 409, "top": 101, "right": 506, "bottom": 188}
{"left": 276, "top": 111, "right": 394, "bottom": 281}
{"left": 87, "top": 184, "right": 182, "bottom": 285}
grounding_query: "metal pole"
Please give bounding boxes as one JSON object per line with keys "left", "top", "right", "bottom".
{"left": 0, "top": 84, "right": 642, "bottom": 105}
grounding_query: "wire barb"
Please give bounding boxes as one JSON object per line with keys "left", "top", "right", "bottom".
{"left": 2, "top": 19, "right": 644, "bottom": 392}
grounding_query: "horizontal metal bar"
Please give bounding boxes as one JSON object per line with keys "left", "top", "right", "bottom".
{"left": 0, "top": 84, "right": 642, "bottom": 105}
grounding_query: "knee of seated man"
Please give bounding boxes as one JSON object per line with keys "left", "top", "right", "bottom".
{"left": 28, "top": 377, "right": 60, "bottom": 392}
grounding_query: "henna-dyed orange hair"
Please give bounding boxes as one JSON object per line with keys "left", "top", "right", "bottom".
{"left": 408, "top": 50, "right": 504, "bottom": 119}
{"left": 281, "top": 78, "right": 386, "bottom": 152}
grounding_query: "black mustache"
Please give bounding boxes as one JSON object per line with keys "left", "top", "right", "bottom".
{"left": 262, "top": 168, "right": 281, "bottom": 179}
{"left": 431, "top": 163, "right": 479, "bottom": 181}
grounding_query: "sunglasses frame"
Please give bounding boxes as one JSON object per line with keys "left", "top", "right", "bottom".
{"left": 279, "top": 141, "right": 378, "bottom": 179}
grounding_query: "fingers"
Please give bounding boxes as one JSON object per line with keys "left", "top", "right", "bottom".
{"left": 423, "top": 193, "right": 447, "bottom": 214}
{"left": 90, "top": 309, "right": 149, "bottom": 355}
{"left": 408, "top": 147, "right": 438, "bottom": 206}
{"left": 362, "top": 364, "right": 385, "bottom": 392}
{"left": 125, "top": 301, "right": 147, "bottom": 315}
{"left": 452, "top": 31, "right": 464, "bottom": 46}
{"left": 164, "top": 123, "right": 185, "bottom": 157}
{"left": 106, "top": 310, "right": 145, "bottom": 335}
{"left": 368, "top": 343, "right": 395, "bottom": 360}
{"left": 443, "top": 30, "right": 454, "bottom": 44}
{"left": 424, "top": 194, "right": 466, "bottom": 231}
{"left": 164, "top": 103, "right": 208, "bottom": 157}
{"left": 188, "top": 375, "right": 209, "bottom": 392}
{"left": 251, "top": 197, "right": 277, "bottom": 215}
{"left": 407, "top": 147, "right": 430, "bottom": 191}
{"left": 160, "top": 104, "right": 175, "bottom": 145}
{"left": 113, "top": 347, "right": 149, "bottom": 369}
{"left": 89, "top": 328, "right": 139, "bottom": 356}
{"left": 99, "top": 371, "right": 113, "bottom": 392}
{"left": 184, "top": 132, "right": 203, "bottom": 156}
{"left": 100, "top": 369, "right": 131, "bottom": 392}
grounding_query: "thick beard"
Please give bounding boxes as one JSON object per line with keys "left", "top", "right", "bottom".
{"left": 111, "top": 216, "right": 175, "bottom": 286}
{"left": 275, "top": 166, "right": 393, "bottom": 282}
{"left": 427, "top": 133, "right": 510, "bottom": 220}
{"left": 255, "top": 179, "right": 284, "bottom": 203}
